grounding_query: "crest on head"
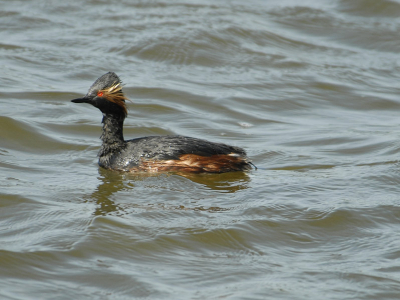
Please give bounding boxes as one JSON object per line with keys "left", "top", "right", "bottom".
{"left": 89, "top": 72, "right": 128, "bottom": 116}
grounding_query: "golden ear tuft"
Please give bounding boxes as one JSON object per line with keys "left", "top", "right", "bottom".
{"left": 99, "top": 82, "right": 129, "bottom": 116}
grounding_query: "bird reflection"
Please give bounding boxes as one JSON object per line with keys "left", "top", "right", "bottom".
{"left": 84, "top": 169, "right": 127, "bottom": 216}
{"left": 177, "top": 171, "right": 251, "bottom": 193}
{"left": 85, "top": 168, "right": 251, "bottom": 216}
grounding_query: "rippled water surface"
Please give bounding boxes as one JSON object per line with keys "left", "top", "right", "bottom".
{"left": 2, "top": 0, "right": 400, "bottom": 299}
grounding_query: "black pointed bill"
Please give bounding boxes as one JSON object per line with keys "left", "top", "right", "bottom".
{"left": 71, "top": 96, "right": 90, "bottom": 103}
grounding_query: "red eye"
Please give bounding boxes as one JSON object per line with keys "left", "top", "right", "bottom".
{"left": 97, "top": 91, "right": 104, "bottom": 97}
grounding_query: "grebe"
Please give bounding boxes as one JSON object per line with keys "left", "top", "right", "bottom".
{"left": 71, "top": 72, "right": 255, "bottom": 173}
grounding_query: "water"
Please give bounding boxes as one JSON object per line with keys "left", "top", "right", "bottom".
{"left": 1, "top": 0, "right": 400, "bottom": 299}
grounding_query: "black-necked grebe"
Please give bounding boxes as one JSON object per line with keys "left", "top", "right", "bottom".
{"left": 71, "top": 72, "right": 255, "bottom": 173}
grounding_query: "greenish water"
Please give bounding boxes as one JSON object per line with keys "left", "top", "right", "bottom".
{"left": 1, "top": 0, "right": 400, "bottom": 299}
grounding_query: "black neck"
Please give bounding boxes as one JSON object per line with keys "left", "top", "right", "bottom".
{"left": 99, "top": 113, "right": 125, "bottom": 155}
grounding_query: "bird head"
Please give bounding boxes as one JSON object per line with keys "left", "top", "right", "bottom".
{"left": 71, "top": 72, "right": 128, "bottom": 117}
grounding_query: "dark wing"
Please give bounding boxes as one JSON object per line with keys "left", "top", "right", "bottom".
{"left": 125, "top": 135, "right": 247, "bottom": 161}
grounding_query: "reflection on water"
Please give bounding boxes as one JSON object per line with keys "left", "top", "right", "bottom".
{"left": 84, "top": 169, "right": 127, "bottom": 216}
{"left": 88, "top": 168, "right": 251, "bottom": 216}
{"left": 176, "top": 171, "right": 251, "bottom": 192}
